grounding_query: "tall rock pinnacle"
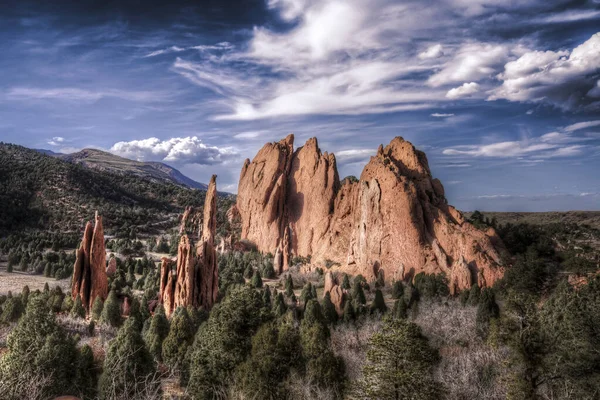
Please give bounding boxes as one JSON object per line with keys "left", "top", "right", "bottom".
{"left": 160, "top": 175, "right": 219, "bottom": 317}
{"left": 72, "top": 212, "right": 108, "bottom": 311}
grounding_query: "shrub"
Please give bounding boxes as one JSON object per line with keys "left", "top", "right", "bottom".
{"left": 370, "top": 289, "right": 388, "bottom": 314}
{"left": 300, "top": 282, "right": 315, "bottom": 305}
{"left": 468, "top": 285, "right": 481, "bottom": 306}
{"left": 392, "top": 298, "right": 408, "bottom": 319}
{"left": 351, "top": 281, "right": 366, "bottom": 307}
{"left": 413, "top": 272, "right": 449, "bottom": 298}
{"left": 300, "top": 300, "right": 345, "bottom": 393}
{"left": 322, "top": 292, "right": 338, "bottom": 324}
{"left": 186, "top": 286, "right": 270, "bottom": 397}
{"left": 0, "top": 295, "right": 24, "bottom": 323}
{"left": 162, "top": 307, "right": 194, "bottom": 371}
{"left": 91, "top": 297, "right": 104, "bottom": 321}
{"left": 391, "top": 280, "right": 404, "bottom": 299}
{"left": 476, "top": 288, "right": 500, "bottom": 338}
{"left": 343, "top": 300, "right": 356, "bottom": 323}
{"left": 99, "top": 318, "right": 159, "bottom": 399}
{"left": 341, "top": 274, "right": 351, "bottom": 290}
{"left": 251, "top": 269, "right": 263, "bottom": 288}
{"left": 0, "top": 295, "right": 84, "bottom": 398}
{"left": 101, "top": 290, "right": 122, "bottom": 327}
{"left": 285, "top": 275, "right": 294, "bottom": 297}
{"left": 144, "top": 304, "right": 169, "bottom": 361}
{"left": 71, "top": 296, "right": 86, "bottom": 319}
{"left": 234, "top": 317, "right": 302, "bottom": 399}
{"left": 355, "top": 318, "right": 440, "bottom": 399}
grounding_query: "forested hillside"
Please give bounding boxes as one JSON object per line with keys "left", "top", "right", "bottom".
{"left": 0, "top": 143, "right": 230, "bottom": 235}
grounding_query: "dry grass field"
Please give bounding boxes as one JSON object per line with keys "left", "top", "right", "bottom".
{"left": 0, "top": 262, "right": 70, "bottom": 295}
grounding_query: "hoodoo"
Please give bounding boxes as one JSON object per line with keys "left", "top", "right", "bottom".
{"left": 72, "top": 212, "right": 109, "bottom": 311}
{"left": 160, "top": 175, "right": 219, "bottom": 317}
{"left": 236, "top": 135, "right": 506, "bottom": 292}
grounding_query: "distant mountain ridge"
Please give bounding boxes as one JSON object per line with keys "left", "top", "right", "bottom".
{"left": 38, "top": 148, "right": 208, "bottom": 190}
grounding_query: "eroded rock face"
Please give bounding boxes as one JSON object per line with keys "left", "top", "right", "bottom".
{"left": 179, "top": 206, "right": 202, "bottom": 238}
{"left": 237, "top": 135, "right": 295, "bottom": 272}
{"left": 160, "top": 176, "right": 219, "bottom": 317}
{"left": 72, "top": 212, "right": 109, "bottom": 311}
{"left": 237, "top": 136, "right": 507, "bottom": 292}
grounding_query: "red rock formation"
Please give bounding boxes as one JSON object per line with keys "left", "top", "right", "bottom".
{"left": 72, "top": 212, "right": 108, "bottom": 311}
{"left": 179, "top": 206, "right": 202, "bottom": 238}
{"left": 323, "top": 272, "right": 345, "bottom": 315}
{"left": 160, "top": 176, "right": 219, "bottom": 317}
{"left": 237, "top": 136, "right": 507, "bottom": 292}
{"left": 198, "top": 174, "right": 219, "bottom": 308}
{"left": 106, "top": 256, "right": 117, "bottom": 277}
{"left": 237, "top": 134, "right": 295, "bottom": 272}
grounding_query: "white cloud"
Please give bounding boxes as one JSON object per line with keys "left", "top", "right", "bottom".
{"left": 428, "top": 43, "right": 510, "bottom": 87}
{"left": 534, "top": 9, "right": 600, "bottom": 23}
{"left": 443, "top": 141, "right": 556, "bottom": 157}
{"left": 418, "top": 44, "right": 444, "bottom": 60}
{"left": 233, "top": 131, "right": 266, "bottom": 139}
{"left": 563, "top": 120, "right": 600, "bottom": 132}
{"left": 172, "top": 0, "right": 451, "bottom": 120}
{"left": 47, "top": 136, "right": 67, "bottom": 146}
{"left": 7, "top": 87, "right": 159, "bottom": 102}
{"left": 588, "top": 80, "right": 600, "bottom": 98}
{"left": 336, "top": 148, "right": 375, "bottom": 164}
{"left": 143, "top": 46, "right": 186, "bottom": 58}
{"left": 444, "top": 131, "right": 589, "bottom": 159}
{"left": 431, "top": 113, "right": 455, "bottom": 117}
{"left": 446, "top": 82, "right": 480, "bottom": 99}
{"left": 110, "top": 137, "right": 238, "bottom": 165}
{"left": 490, "top": 32, "right": 600, "bottom": 110}
{"left": 191, "top": 42, "right": 234, "bottom": 51}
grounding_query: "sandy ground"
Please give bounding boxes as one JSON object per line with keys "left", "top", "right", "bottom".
{"left": 0, "top": 262, "right": 70, "bottom": 295}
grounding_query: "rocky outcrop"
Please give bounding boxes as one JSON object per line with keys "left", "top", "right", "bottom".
{"left": 159, "top": 176, "right": 219, "bottom": 317}
{"left": 179, "top": 206, "right": 202, "bottom": 237}
{"left": 237, "top": 134, "right": 295, "bottom": 273}
{"left": 72, "top": 212, "right": 109, "bottom": 311}
{"left": 236, "top": 136, "right": 507, "bottom": 292}
{"left": 323, "top": 272, "right": 345, "bottom": 314}
{"left": 106, "top": 256, "right": 117, "bottom": 277}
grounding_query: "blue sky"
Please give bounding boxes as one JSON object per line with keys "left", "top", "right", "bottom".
{"left": 0, "top": 0, "right": 599, "bottom": 211}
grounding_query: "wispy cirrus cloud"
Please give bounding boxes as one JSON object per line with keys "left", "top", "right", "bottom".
{"left": 443, "top": 123, "right": 595, "bottom": 160}
{"left": 6, "top": 87, "right": 162, "bottom": 103}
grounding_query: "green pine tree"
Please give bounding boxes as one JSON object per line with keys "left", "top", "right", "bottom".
{"left": 91, "top": 296, "right": 104, "bottom": 321}
{"left": 356, "top": 318, "right": 440, "bottom": 399}
{"left": 370, "top": 289, "right": 388, "bottom": 314}
{"left": 162, "top": 307, "right": 195, "bottom": 370}
{"left": 322, "top": 292, "right": 339, "bottom": 324}
{"left": 101, "top": 290, "right": 122, "bottom": 327}
{"left": 99, "top": 318, "right": 159, "bottom": 399}
{"left": 71, "top": 295, "right": 86, "bottom": 319}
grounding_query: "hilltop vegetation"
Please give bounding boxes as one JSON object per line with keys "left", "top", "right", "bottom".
{"left": 0, "top": 143, "right": 233, "bottom": 235}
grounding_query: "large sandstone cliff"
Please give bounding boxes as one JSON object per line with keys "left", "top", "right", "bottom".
{"left": 72, "top": 212, "right": 109, "bottom": 311}
{"left": 236, "top": 135, "right": 506, "bottom": 292}
{"left": 160, "top": 175, "right": 219, "bottom": 317}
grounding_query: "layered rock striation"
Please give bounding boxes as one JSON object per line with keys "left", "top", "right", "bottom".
{"left": 236, "top": 135, "right": 506, "bottom": 292}
{"left": 160, "top": 175, "right": 219, "bottom": 317}
{"left": 72, "top": 212, "right": 109, "bottom": 311}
